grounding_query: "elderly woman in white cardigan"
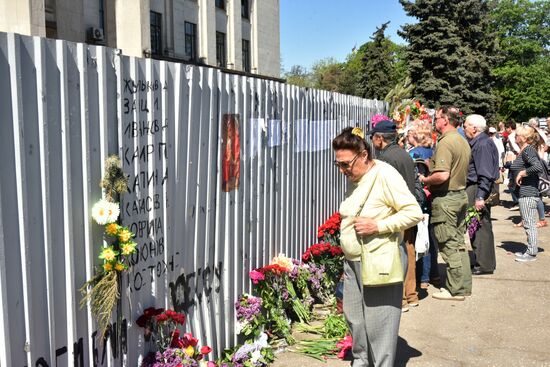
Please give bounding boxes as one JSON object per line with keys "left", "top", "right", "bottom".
{"left": 333, "top": 127, "right": 422, "bottom": 367}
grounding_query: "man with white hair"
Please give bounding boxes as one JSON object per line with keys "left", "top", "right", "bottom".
{"left": 463, "top": 114, "right": 500, "bottom": 275}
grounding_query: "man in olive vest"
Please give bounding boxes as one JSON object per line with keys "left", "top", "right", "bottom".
{"left": 418, "top": 106, "right": 472, "bottom": 301}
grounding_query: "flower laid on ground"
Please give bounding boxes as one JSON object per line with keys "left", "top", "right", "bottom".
{"left": 317, "top": 212, "right": 341, "bottom": 244}
{"left": 235, "top": 294, "right": 265, "bottom": 338}
{"left": 335, "top": 335, "right": 353, "bottom": 360}
{"left": 137, "top": 307, "right": 214, "bottom": 367}
{"left": 465, "top": 206, "right": 482, "bottom": 239}
{"left": 223, "top": 333, "right": 274, "bottom": 367}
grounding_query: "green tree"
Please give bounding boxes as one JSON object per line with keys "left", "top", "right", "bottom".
{"left": 310, "top": 58, "right": 345, "bottom": 91}
{"left": 359, "top": 22, "right": 400, "bottom": 100}
{"left": 490, "top": 0, "right": 550, "bottom": 121}
{"left": 399, "top": 0, "right": 499, "bottom": 118}
{"left": 284, "top": 65, "right": 313, "bottom": 88}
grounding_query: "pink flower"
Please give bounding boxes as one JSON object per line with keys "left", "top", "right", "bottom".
{"left": 371, "top": 114, "right": 390, "bottom": 127}
{"left": 249, "top": 270, "right": 265, "bottom": 284}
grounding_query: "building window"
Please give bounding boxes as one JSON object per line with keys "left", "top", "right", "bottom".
{"left": 241, "top": 0, "right": 249, "bottom": 19}
{"left": 150, "top": 11, "right": 162, "bottom": 56}
{"left": 216, "top": 32, "right": 226, "bottom": 68}
{"left": 185, "top": 22, "right": 197, "bottom": 61}
{"left": 215, "top": 0, "right": 225, "bottom": 10}
{"left": 99, "top": 0, "right": 105, "bottom": 30}
{"left": 242, "top": 39, "right": 250, "bottom": 72}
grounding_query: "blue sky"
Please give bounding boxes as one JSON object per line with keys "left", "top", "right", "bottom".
{"left": 280, "top": 0, "right": 414, "bottom": 72}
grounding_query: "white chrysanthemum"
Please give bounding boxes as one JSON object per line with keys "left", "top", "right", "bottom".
{"left": 250, "top": 350, "right": 262, "bottom": 364}
{"left": 235, "top": 321, "right": 245, "bottom": 334}
{"left": 256, "top": 332, "right": 268, "bottom": 348}
{"left": 92, "top": 199, "right": 120, "bottom": 225}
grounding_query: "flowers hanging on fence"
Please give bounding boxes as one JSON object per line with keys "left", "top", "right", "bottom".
{"left": 79, "top": 155, "right": 130, "bottom": 339}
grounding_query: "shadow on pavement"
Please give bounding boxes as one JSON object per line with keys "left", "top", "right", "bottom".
{"left": 395, "top": 336, "right": 422, "bottom": 366}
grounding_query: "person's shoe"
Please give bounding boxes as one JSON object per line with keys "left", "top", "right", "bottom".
{"left": 432, "top": 288, "right": 465, "bottom": 301}
{"left": 509, "top": 205, "right": 519, "bottom": 211}
{"left": 515, "top": 253, "right": 537, "bottom": 262}
{"left": 471, "top": 266, "right": 494, "bottom": 275}
{"left": 515, "top": 251, "right": 525, "bottom": 257}
{"left": 537, "top": 219, "right": 548, "bottom": 228}
{"left": 401, "top": 305, "right": 409, "bottom": 313}
{"left": 408, "top": 301, "right": 419, "bottom": 307}
{"left": 420, "top": 282, "right": 430, "bottom": 289}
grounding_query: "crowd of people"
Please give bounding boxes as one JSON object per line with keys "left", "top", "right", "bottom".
{"left": 332, "top": 109, "right": 550, "bottom": 366}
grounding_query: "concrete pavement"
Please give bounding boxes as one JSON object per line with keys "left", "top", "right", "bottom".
{"left": 272, "top": 189, "right": 550, "bottom": 366}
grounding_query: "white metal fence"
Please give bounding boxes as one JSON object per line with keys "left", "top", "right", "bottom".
{"left": 0, "top": 32, "right": 387, "bottom": 367}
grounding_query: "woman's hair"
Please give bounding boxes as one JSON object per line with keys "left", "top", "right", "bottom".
{"left": 516, "top": 125, "right": 542, "bottom": 149}
{"left": 408, "top": 120, "right": 433, "bottom": 148}
{"left": 332, "top": 127, "right": 372, "bottom": 158}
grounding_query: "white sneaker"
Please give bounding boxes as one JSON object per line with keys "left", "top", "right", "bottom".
{"left": 509, "top": 206, "right": 519, "bottom": 211}
{"left": 432, "top": 288, "right": 465, "bottom": 301}
{"left": 515, "top": 253, "right": 537, "bottom": 262}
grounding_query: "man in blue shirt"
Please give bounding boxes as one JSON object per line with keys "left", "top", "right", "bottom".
{"left": 463, "top": 114, "right": 500, "bottom": 275}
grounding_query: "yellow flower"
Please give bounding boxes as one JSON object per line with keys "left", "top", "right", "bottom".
{"left": 184, "top": 346, "right": 195, "bottom": 357}
{"left": 120, "top": 241, "right": 137, "bottom": 256}
{"left": 103, "top": 262, "right": 114, "bottom": 272}
{"left": 118, "top": 228, "right": 133, "bottom": 243}
{"left": 99, "top": 247, "right": 118, "bottom": 262}
{"left": 114, "top": 262, "right": 126, "bottom": 271}
{"left": 105, "top": 223, "right": 120, "bottom": 236}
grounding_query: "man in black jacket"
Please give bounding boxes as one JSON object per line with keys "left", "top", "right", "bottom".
{"left": 463, "top": 114, "right": 500, "bottom": 275}
{"left": 367, "top": 120, "right": 418, "bottom": 312}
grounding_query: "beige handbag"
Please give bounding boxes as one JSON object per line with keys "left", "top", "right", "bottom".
{"left": 356, "top": 170, "right": 404, "bottom": 287}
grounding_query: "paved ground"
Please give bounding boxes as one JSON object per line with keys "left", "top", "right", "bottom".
{"left": 272, "top": 189, "right": 550, "bottom": 366}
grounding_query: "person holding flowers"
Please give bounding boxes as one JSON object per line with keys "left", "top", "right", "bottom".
{"left": 333, "top": 127, "right": 422, "bottom": 367}
{"left": 463, "top": 114, "right": 500, "bottom": 275}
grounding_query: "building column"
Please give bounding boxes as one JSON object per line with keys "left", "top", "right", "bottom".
{"left": 164, "top": 0, "right": 174, "bottom": 57}
{"left": 0, "top": 0, "right": 46, "bottom": 37}
{"left": 198, "top": 0, "right": 216, "bottom": 65}
{"left": 227, "top": 0, "right": 242, "bottom": 71}
{"left": 115, "top": 0, "right": 150, "bottom": 58}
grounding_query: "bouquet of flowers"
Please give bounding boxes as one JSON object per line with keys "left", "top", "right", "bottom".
{"left": 137, "top": 307, "right": 213, "bottom": 367}
{"left": 392, "top": 99, "right": 431, "bottom": 129}
{"left": 317, "top": 212, "right": 341, "bottom": 245}
{"left": 302, "top": 243, "right": 343, "bottom": 285}
{"left": 223, "top": 333, "right": 274, "bottom": 367}
{"left": 249, "top": 254, "right": 304, "bottom": 343}
{"left": 80, "top": 155, "right": 134, "bottom": 338}
{"left": 465, "top": 206, "right": 482, "bottom": 239}
{"left": 289, "top": 261, "right": 314, "bottom": 311}
{"left": 235, "top": 294, "right": 265, "bottom": 339}
{"left": 335, "top": 335, "right": 353, "bottom": 360}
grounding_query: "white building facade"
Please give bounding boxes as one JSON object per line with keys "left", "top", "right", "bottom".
{"left": 0, "top": 0, "right": 280, "bottom": 78}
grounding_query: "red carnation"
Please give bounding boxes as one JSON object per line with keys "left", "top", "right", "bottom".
{"left": 170, "top": 329, "right": 181, "bottom": 347}
{"left": 156, "top": 313, "right": 169, "bottom": 322}
{"left": 200, "top": 345, "right": 212, "bottom": 355}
